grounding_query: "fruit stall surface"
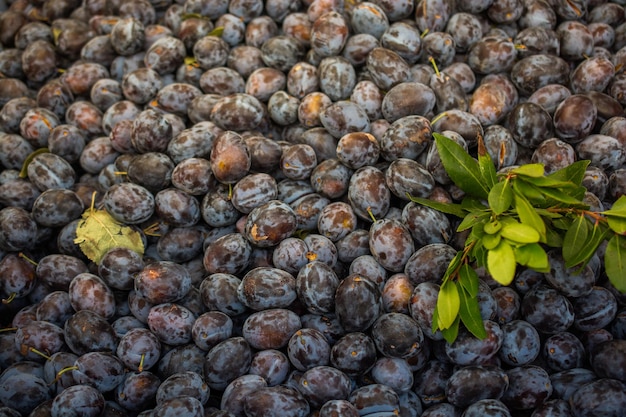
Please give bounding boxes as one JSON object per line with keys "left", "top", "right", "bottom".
{"left": 1, "top": 0, "right": 626, "bottom": 416}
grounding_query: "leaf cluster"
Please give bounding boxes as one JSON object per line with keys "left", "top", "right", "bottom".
{"left": 410, "top": 133, "right": 626, "bottom": 343}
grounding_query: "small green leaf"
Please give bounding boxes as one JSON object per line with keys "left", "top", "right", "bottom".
{"left": 184, "top": 56, "right": 199, "bottom": 67}
{"left": 478, "top": 134, "right": 497, "bottom": 188}
{"left": 483, "top": 220, "right": 502, "bottom": 235}
{"left": 488, "top": 179, "right": 513, "bottom": 215}
{"left": 551, "top": 217, "right": 573, "bottom": 230}
{"left": 181, "top": 13, "right": 204, "bottom": 20}
{"left": 207, "top": 26, "right": 225, "bottom": 37}
{"left": 441, "top": 316, "right": 460, "bottom": 344}
{"left": 563, "top": 215, "right": 589, "bottom": 263}
{"left": 461, "top": 196, "right": 488, "bottom": 211}
{"left": 539, "top": 186, "right": 588, "bottom": 207}
{"left": 408, "top": 195, "right": 466, "bottom": 218}
{"left": 19, "top": 148, "right": 49, "bottom": 178}
{"left": 458, "top": 286, "right": 487, "bottom": 339}
{"left": 513, "top": 244, "right": 530, "bottom": 265}
{"left": 500, "top": 222, "right": 540, "bottom": 244}
{"left": 52, "top": 27, "right": 62, "bottom": 44}
{"left": 458, "top": 264, "right": 479, "bottom": 297}
{"left": 564, "top": 223, "right": 610, "bottom": 269}
{"left": 433, "top": 132, "right": 490, "bottom": 199}
{"left": 603, "top": 195, "right": 626, "bottom": 219}
{"left": 436, "top": 280, "right": 460, "bottom": 330}
{"left": 544, "top": 226, "right": 564, "bottom": 247}
{"left": 487, "top": 241, "right": 516, "bottom": 285}
{"left": 483, "top": 233, "right": 501, "bottom": 250}
{"left": 605, "top": 235, "right": 626, "bottom": 293}
{"left": 534, "top": 208, "right": 564, "bottom": 219}
{"left": 471, "top": 243, "right": 488, "bottom": 268}
{"left": 514, "top": 243, "right": 549, "bottom": 272}
{"left": 547, "top": 160, "right": 590, "bottom": 185}
{"left": 432, "top": 304, "right": 440, "bottom": 334}
{"left": 443, "top": 251, "right": 464, "bottom": 282}
{"left": 522, "top": 176, "right": 581, "bottom": 189}
{"left": 513, "top": 192, "right": 547, "bottom": 241}
{"left": 457, "top": 212, "right": 490, "bottom": 232}
{"left": 568, "top": 185, "right": 588, "bottom": 201}
{"left": 607, "top": 216, "right": 626, "bottom": 234}
{"left": 469, "top": 224, "right": 485, "bottom": 242}
{"left": 512, "top": 179, "right": 547, "bottom": 206}
{"left": 511, "top": 163, "right": 545, "bottom": 177}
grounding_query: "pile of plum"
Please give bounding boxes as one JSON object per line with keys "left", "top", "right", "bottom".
{"left": 1, "top": 0, "right": 626, "bottom": 416}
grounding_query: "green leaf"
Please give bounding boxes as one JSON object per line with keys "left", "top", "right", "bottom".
{"left": 534, "top": 208, "right": 564, "bottom": 219}
{"left": 547, "top": 160, "right": 590, "bottom": 185}
{"left": 184, "top": 56, "right": 199, "bottom": 67}
{"left": 443, "top": 251, "right": 464, "bottom": 282}
{"left": 436, "top": 280, "right": 460, "bottom": 330}
{"left": 469, "top": 223, "right": 485, "bottom": 241}
{"left": 564, "top": 223, "right": 610, "bottom": 268}
{"left": 19, "top": 148, "right": 49, "bottom": 178}
{"left": 513, "top": 192, "right": 547, "bottom": 242}
{"left": 441, "top": 316, "right": 460, "bottom": 344}
{"left": 539, "top": 186, "right": 589, "bottom": 207}
{"left": 408, "top": 195, "right": 466, "bottom": 218}
{"left": 472, "top": 244, "right": 488, "bottom": 269}
{"left": 483, "top": 233, "right": 501, "bottom": 250}
{"left": 511, "top": 163, "right": 545, "bottom": 177}
{"left": 568, "top": 185, "right": 588, "bottom": 201}
{"left": 483, "top": 220, "right": 502, "bottom": 235}
{"left": 607, "top": 216, "right": 626, "bottom": 234}
{"left": 522, "top": 175, "right": 581, "bottom": 189}
{"left": 458, "top": 264, "right": 479, "bottom": 297}
{"left": 544, "top": 225, "right": 564, "bottom": 247}
{"left": 433, "top": 132, "right": 490, "bottom": 199}
{"left": 431, "top": 303, "right": 440, "bottom": 334}
{"left": 514, "top": 243, "right": 549, "bottom": 272}
{"left": 488, "top": 179, "right": 513, "bottom": 215}
{"left": 181, "top": 13, "right": 205, "bottom": 20}
{"left": 487, "top": 241, "right": 516, "bottom": 285}
{"left": 457, "top": 212, "right": 490, "bottom": 232}
{"left": 458, "top": 287, "right": 487, "bottom": 339}
{"left": 605, "top": 235, "right": 626, "bottom": 293}
{"left": 533, "top": 181, "right": 587, "bottom": 201}
{"left": 602, "top": 195, "right": 626, "bottom": 219}
{"left": 207, "top": 26, "right": 225, "bottom": 37}
{"left": 512, "top": 179, "right": 546, "bottom": 205}
{"left": 563, "top": 215, "right": 590, "bottom": 263}
{"left": 500, "top": 221, "right": 541, "bottom": 244}
{"left": 461, "top": 196, "right": 489, "bottom": 212}
{"left": 551, "top": 217, "right": 573, "bottom": 231}
{"left": 478, "top": 134, "right": 497, "bottom": 188}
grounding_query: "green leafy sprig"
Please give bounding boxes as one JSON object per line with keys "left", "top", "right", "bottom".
{"left": 410, "top": 133, "right": 626, "bottom": 343}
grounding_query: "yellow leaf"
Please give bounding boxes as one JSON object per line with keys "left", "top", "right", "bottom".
{"left": 74, "top": 194, "right": 144, "bottom": 265}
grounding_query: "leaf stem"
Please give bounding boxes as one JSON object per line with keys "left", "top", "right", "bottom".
{"left": 18, "top": 252, "right": 38, "bottom": 266}
{"left": 2, "top": 293, "right": 16, "bottom": 304}
{"left": 445, "top": 240, "right": 477, "bottom": 285}
{"left": 26, "top": 346, "right": 51, "bottom": 360}
{"left": 366, "top": 207, "right": 377, "bottom": 223}
{"left": 547, "top": 207, "right": 607, "bottom": 224}
{"left": 0, "top": 327, "right": 18, "bottom": 333}
{"left": 138, "top": 353, "right": 146, "bottom": 372}
{"left": 52, "top": 366, "right": 79, "bottom": 385}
